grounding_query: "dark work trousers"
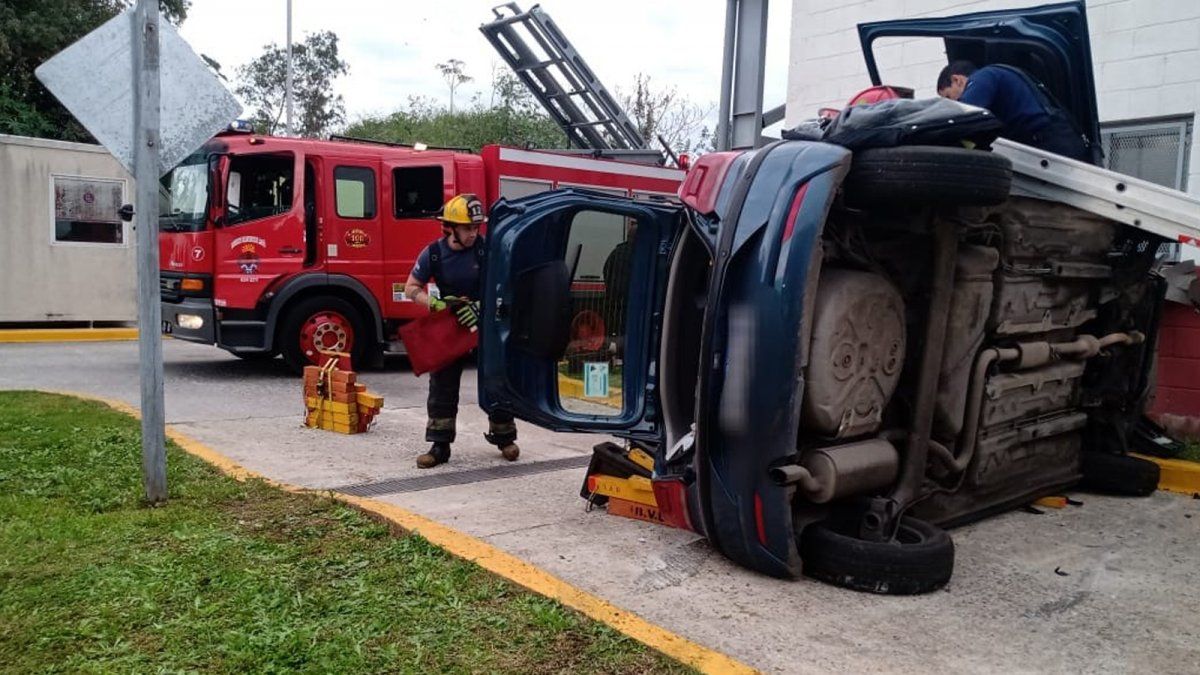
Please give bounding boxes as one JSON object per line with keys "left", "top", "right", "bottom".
{"left": 426, "top": 355, "right": 517, "bottom": 446}
{"left": 1027, "top": 111, "right": 1090, "bottom": 163}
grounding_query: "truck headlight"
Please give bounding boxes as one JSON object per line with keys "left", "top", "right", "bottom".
{"left": 177, "top": 313, "right": 204, "bottom": 330}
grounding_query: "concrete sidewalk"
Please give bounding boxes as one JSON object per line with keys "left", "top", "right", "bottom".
{"left": 3, "top": 340, "right": 1199, "bottom": 673}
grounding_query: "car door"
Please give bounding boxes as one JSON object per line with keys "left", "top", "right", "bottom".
{"left": 857, "top": 0, "right": 1101, "bottom": 159}
{"left": 478, "top": 188, "right": 682, "bottom": 440}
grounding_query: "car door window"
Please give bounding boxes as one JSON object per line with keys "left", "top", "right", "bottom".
{"left": 334, "top": 166, "right": 376, "bottom": 219}
{"left": 558, "top": 209, "right": 636, "bottom": 417}
{"left": 393, "top": 166, "right": 443, "bottom": 217}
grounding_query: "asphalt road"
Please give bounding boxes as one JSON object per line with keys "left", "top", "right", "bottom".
{"left": 3, "top": 339, "right": 1199, "bottom": 674}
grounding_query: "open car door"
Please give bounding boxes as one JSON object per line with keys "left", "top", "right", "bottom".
{"left": 479, "top": 189, "right": 682, "bottom": 441}
{"left": 858, "top": 0, "right": 1102, "bottom": 163}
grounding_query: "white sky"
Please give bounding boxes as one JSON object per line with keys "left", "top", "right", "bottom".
{"left": 178, "top": 0, "right": 794, "bottom": 131}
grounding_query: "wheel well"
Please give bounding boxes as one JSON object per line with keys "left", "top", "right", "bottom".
{"left": 273, "top": 286, "right": 382, "bottom": 351}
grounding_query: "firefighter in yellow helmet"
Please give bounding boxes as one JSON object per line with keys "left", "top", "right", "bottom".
{"left": 403, "top": 194, "right": 519, "bottom": 468}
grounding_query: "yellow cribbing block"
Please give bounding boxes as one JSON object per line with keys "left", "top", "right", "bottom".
{"left": 1034, "top": 496, "right": 1068, "bottom": 509}
{"left": 307, "top": 411, "right": 356, "bottom": 426}
{"left": 628, "top": 447, "right": 654, "bottom": 472}
{"left": 1133, "top": 453, "right": 1200, "bottom": 495}
{"left": 587, "top": 474, "right": 657, "bottom": 507}
{"left": 318, "top": 419, "right": 356, "bottom": 434}
{"left": 306, "top": 397, "right": 357, "bottom": 414}
{"left": 356, "top": 392, "right": 384, "bottom": 408}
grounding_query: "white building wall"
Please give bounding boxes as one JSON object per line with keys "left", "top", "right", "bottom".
{"left": 787, "top": 0, "right": 1200, "bottom": 195}
{"left": 0, "top": 135, "right": 137, "bottom": 323}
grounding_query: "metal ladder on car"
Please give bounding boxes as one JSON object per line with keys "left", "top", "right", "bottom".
{"left": 480, "top": 3, "right": 648, "bottom": 151}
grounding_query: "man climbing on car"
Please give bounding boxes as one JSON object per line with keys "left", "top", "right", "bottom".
{"left": 404, "top": 194, "right": 520, "bottom": 469}
{"left": 937, "top": 60, "right": 1091, "bottom": 162}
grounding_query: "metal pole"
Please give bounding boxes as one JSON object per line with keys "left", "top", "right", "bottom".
{"left": 285, "top": 0, "right": 294, "bottom": 136}
{"left": 716, "top": 0, "right": 737, "bottom": 151}
{"left": 132, "top": 0, "right": 167, "bottom": 503}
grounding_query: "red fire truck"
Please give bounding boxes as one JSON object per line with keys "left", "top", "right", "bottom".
{"left": 158, "top": 128, "right": 684, "bottom": 372}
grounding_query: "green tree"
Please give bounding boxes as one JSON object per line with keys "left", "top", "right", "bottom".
{"left": 235, "top": 30, "right": 349, "bottom": 137}
{"left": 343, "top": 67, "right": 565, "bottom": 152}
{"left": 436, "top": 58, "right": 471, "bottom": 114}
{"left": 0, "top": 0, "right": 189, "bottom": 142}
{"left": 618, "top": 73, "right": 712, "bottom": 155}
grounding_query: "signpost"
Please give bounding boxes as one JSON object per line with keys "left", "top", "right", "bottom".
{"left": 37, "top": 1, "right": 241, "bottom": 503}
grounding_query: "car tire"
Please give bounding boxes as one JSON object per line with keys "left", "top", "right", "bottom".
{"left": 800, "top": 515, "right": 954, "bottom": 595}
{"left": 1079, "top": 452, "right": 1160, "bottom": 497}
{"left": 280, "top": 296, "right": 369, "bottom": 374}
{"left": 844, "top": 145, "right": 1013, "bottom": 207}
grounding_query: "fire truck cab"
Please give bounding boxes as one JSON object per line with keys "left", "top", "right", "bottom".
{"left": 158, "top": 129, "right": 682, "bottom": 372}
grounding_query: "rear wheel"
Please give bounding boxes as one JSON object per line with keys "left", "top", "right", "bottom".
{"left": 280, "top": 296, "right": 369, "bottom": 373}
{"left": 844, "top": 145, "right": 1013, "bottom": 208}
{"left": 800, "top": 515, "right": 954, "bottom": 595}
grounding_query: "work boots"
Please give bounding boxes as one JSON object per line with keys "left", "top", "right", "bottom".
{"left": 499, "top": 443, "right": 520, "bottom": 462}
{"left": 417, "top": 442, "right": 451, "bottom": 469}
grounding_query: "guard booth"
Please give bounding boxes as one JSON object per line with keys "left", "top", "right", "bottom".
{"left": 0, "top": 134, "right": 136, "bottom": 325}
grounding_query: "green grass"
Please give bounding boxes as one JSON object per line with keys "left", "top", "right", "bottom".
{"left": 0, "top": 391, "right": 689, "bottom": 674}
{"left": 1180, "top": 442, "right": 1200, "bottom": 463}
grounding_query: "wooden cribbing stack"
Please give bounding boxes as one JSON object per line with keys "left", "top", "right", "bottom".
{"left": 303, "top": 353, "right": 384, "bottom": 434}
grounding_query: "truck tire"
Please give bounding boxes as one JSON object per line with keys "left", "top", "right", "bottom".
{"left": 844, "top": 145, "right": 1013, "bottom": 208}
{"left": 800, "top": 515, "right": 954, "bottom": 595}
{"left": 1079, "top": 452, "right": 1160, "bottom": 497}
{"left": 280, "top": 296, "right": 369, "bottom": 374}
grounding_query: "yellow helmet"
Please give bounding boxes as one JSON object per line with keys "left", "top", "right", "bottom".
{"left": 439, "top": 194, "right": 485, "bottom": 226}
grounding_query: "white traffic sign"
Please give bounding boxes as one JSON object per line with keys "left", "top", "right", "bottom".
{"left": 35, "top": 8, "right": 241, "bottom": 176}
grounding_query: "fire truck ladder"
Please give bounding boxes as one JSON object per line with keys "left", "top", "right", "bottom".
{"left": 480, "top": 3, "right": 647, "bottom": 151}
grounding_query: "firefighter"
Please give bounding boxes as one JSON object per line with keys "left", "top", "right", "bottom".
{"left": 403, "top": 194, "right": 519, "bottom": 469}
{"left": 937, "top": 60, "right": 1090, "bottom": 162}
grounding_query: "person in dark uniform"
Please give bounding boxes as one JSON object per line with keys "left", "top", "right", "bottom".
{"left": 403, "top": 194, "right": 519, "bottom": 469}
{"left": 937, "top": 60, "right": 1090, "bottom": 161}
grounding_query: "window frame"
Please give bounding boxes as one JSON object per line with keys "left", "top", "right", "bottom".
{"left": 48, "top": 173, "right": 129, "bottom": 249}
{"left": 222, "top": 152, "right": 297, "bottom": 228}
{"left": 391, "top": 165, "right": 446, "bottom": 219}
{"left": 1100, "top": 115, "right": 1193, "bottom": 191}
{"left": 334, "top": 164, "right": 378, "bottom": 220}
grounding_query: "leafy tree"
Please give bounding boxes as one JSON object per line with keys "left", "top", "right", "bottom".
{"left": 436, "top": 59, "right": 471, "bottom": 114}
{"left": 0, "top": 0, "right": 189, "bottom": 142}
{"left": 235, "top": 30, "right": 349, "bottom": 137}
{"left": 343, "top": 67, "right": 565, "bottom": 152}
{"left": 618, "top": 73, "right": 712, "bottom": 155}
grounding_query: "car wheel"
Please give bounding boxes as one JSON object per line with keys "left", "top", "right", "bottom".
{"left": 844, "top": 145, "right": 1013, "bottom": 207}
{"left": 280, "top": 296, "right": 369, "bottom": 374}
{"left": 1079, "top": 452, "right": 1160, "bottom": 497}
{"left": 800, "top": 515, "right": 954, "bottom": 595}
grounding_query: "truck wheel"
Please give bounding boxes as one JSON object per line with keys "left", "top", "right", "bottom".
{"left": 280, "top": 296, "right": 369, "bottom": 373}
{"left": 844, "top": 145, "right": 1013, "bottom": 208}
{"left": 800, "top": 515, "right": 954, "bottom": 595}
{"left": 1080, "top": 452, "right": 1160, "bottom": 497}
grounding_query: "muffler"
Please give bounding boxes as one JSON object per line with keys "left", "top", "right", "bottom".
{"left": 771, "top": 439, "right": 900, "bottom": 504}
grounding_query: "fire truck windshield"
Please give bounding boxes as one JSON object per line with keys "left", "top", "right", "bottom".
{"left": 159, "top": 152, "right": 210, "bottom": 232}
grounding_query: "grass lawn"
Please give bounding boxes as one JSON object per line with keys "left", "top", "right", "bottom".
{"left": 0, "top": 391, "right": 688, "bottom": 674}
{"left": 1181, "top": 442, "right": 1200, "bottom": 463}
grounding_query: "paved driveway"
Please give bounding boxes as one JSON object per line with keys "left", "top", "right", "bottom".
{"left": 3, "top": 340, "right": 1199, "bottom": 673}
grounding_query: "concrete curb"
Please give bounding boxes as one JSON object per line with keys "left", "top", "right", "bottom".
{"left": 0, "top": 328, "right": 139, "bottom": 343}
{"left": 42, "top": 389, "right": 758, "bottom": 675}
{"left": 1134, "top": 453, "right": 1200, "bottom": 496}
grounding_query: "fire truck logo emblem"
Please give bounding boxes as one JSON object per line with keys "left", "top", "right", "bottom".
{"left": 230, "top": 235, "right": 266, "bottom": 250}
{"left": 237, "top": 242, "right": 260, "bottom": 274}
{"left": 191, "top": 246, "right": 205, "bottom": 262}
{"left": 344, "top": 228, "right": 371, "bottom": 248}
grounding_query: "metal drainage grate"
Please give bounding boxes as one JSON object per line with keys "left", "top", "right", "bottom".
{"left": 331, "top": 454, "right": 591, "bottom": 497}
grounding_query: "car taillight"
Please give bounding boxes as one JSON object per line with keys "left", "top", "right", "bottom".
{"left": 781, "top": 183, "right": 809, "bottom": 244}
{"left": 651, "top": 477, "right": 694, "bottom": 532}
{"left": 754, "top": 492, "right": 767, "bottom": 546}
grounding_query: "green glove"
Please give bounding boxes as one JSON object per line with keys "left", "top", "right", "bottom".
{"left": 428, "top": 297, "right": 447, "bottom": 312}
{"left": 455, "top": 300, "right": 480, "bottom": 330}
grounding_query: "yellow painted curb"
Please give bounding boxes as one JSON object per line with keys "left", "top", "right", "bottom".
{"left": 1134, "top": 453, "right": 1200, "bottom": 496}
{"left": 0, "top": 328, "right": 139, "bottom": 343}
{"left": 38, "top": 389, "right": 757, "bottom": 675}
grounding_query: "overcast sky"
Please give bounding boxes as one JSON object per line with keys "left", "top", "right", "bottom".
{"left": 178, "top": 0, "right": 794, "bottom": 130}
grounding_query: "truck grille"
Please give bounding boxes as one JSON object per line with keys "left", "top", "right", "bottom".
{"left": 160, "top": 275, "right": 182, "bottom": 302}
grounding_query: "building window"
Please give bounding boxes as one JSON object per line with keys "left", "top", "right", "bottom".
{"left": 334, "top": 166, "right": 377, "bottom": 219}
{"left": 1101, "top": 116, "right": 1193, "bottom": 191}
{"left": 52, "top": 175, "right": 126, "bottom": 245}
{"left": 393, "top": 166, "right": 444, "bottom": 218}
